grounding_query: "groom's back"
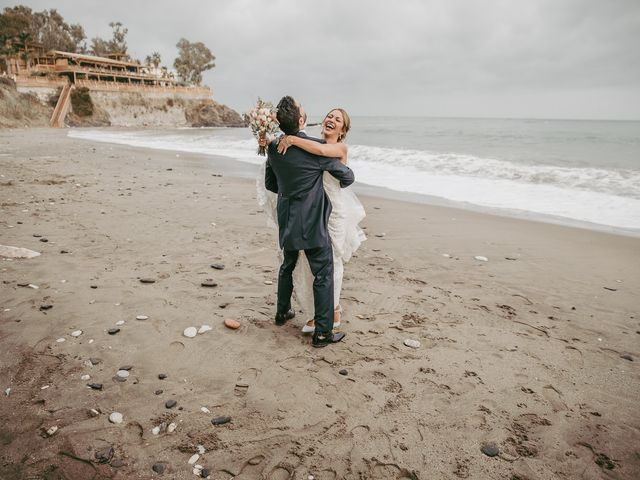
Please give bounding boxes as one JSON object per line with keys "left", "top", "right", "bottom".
{"left": 266, "top": 134, "right": 335, "bottom": 250}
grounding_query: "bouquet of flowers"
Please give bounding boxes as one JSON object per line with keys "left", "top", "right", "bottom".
{"left": 245, "top": 98, "right": 279, "bottom": 156}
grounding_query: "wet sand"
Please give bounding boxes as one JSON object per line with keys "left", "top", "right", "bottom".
{"left": 1, "top": 128, "right": 639, "bottom": 479}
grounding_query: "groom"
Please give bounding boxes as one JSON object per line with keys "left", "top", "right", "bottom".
{"left": 265, "top": 96, "right": 354, "bottom": 348}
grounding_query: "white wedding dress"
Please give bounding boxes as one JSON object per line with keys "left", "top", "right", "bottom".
{"left": 257, "top": 163, "right": 366, "bottom": 320}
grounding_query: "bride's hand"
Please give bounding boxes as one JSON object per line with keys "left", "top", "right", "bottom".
{"left": 258, "top": 132, "right": 267, "bottom": 148}
{"left": 277, "top": 135, "right": 293, "bottom": 154}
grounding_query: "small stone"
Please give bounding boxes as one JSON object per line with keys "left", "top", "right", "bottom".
{"left": 81, "top": 374, "right": 90, "bottom": 381}
{"left": 264, "top": 280, "right": 273, "bottom": 285}
{"left": 113, "top": 375, "right": 127, "bottom": 383}
{"left": 224, "top": 318, "right": 240, "bottom": 330}
{"left": 94, "top": 446, "right": 114, "bottom": 463}
{"left": 152, "top": 462, "right": 166, "bottom": 474}
{"left": 40, "top": 238, "right": 48, "bottom": 242}
{"left": 210, "top": 263, "right": 225, "bottom": 270}
{"left": 28, "top": 284, "right": 39, "bottom": 289}
{"left": 621, "top": 353, "right": 633, "bottom": 361}
{"left": 154, "top": 389, "right": 163, "bottom": 395}
{"left": 56, "top": 338, "right": 66, "bottom": 343}
{"left": 339, "top": 369, "right": 348, "bottom": 376}
{"left": 89, "top": 408, "right": 100, "bottom": 417}
{"left": 116, "top": 370, "right": 130, "bottom": 379}
{"left": 136, "top": 315, "right": 148, "bottom": 321}
{"left": 474, "top": 255, "right": 489, "bottom": 262}
{"left": 404, "top": 339, "right": 421, "bottom": 349}
{"left": 46, "top": 425, "right": 58, "bottom": 436}
{"left": 90, "top": 285, "right": 98, "bottom": 289}
{"left": 158, "top": 373, "right": 167, "bottom": 380}
{"left": 60, "top": 249, "right": 69, "bottom": 254}
{"left": 5, "top": 388, "right": 10, "bottom": 396}
{"left": 71, "top": 330, "right": 83, "bottom": 337}
{"left": 87, "top": 383, "right": 103, "bottom": 390}
{"left": 165, "top": 399, "right": 177, "bottom": 409}
{"left": 151, "top": 426, "right": 160, "bottom": 435}
{"left": 167, "top": 422, "right": 177, "bottom": 433}
{"left": 115, "top": 320, "right": 125, "bottom": 326}
{"left": 89, "top": 357, "right": 101, "bottom": 365}
{"left": 481, "top": 443, "right": 500, "bottom": 457}
{"left": 198, "top": 325, "right": 212, "bottom": 334}
{"left": 109, "top": 412, "right": 123, "bottom": 424}
{"left": 39, "top": 304, "right": 53, "bottom": 311}
{"left": 201, "top": 468, "right": 210, "bottom": 478}
{"left": 197, "top": 445, "right": 206, "bottom": 454}
{"left": 211, "top": 416, "right": 231, "bottom": 425}
{"left": 140, "top": 278, "right": 156, "bottom": 284}
{"left": 188, "top": 453, "right": 200, "bottom": 465}
{"left": 111, "top": 458, "right": 125, "bottom": 468}
{"left": 248, "top": 457, "right": 262, "bottom": 465}
{"left": 183, "top": 327, "right": 197, "bottom": 338}
{"left": 201, "top": 279, "right": 218, "bottom": 287}
{"left": 107, "top": 328, "right": 120, "bottom": 335}
{"left": 201, "top": 406, "right": 210, "bottom": 413}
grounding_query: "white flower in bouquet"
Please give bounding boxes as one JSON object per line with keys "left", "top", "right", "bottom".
{"left": 244, "top": 98, "right": 280, "bottom": 156}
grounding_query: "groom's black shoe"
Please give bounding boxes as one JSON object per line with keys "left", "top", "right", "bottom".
{"left": 312, "top": 331, "right": 346, "bottom": 348}
{"left": 275, "top": 309, "right": 295, "bottom": 326}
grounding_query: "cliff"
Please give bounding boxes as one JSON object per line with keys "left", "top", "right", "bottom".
{"left": 1, "top": 79, "right": 246, "bottom": 129}
{"left": 0, "top": 77, "right": 53, "bottom": 128}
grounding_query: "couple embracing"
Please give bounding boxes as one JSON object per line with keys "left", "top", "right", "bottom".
{"left": 258, "top": 95, "right": 366, "bottom": 348}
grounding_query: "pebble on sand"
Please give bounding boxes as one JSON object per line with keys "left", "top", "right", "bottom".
{"left": 403, "top": 339, "right": 421, "bottom": 349}
{"left": 116, "top": 370, "right": 130, "bottom": 379}
{"left": 115, "top": 320, "right": 125, "bottom": 326}
{"left": 211, "top": 416, "right": 231, "bottom": 426}
{"left": 339, "top": 369, "right": 348, "bottom": 376}
{"left": 264, "top": 280, "right": 273, "bottom": 285}
{"left": 201, "top": 279, "right": 218, "bottom": 287}
{"left": 107, "top": 328, "right": 120, "bottom": 335}
{"left": 188, "top": 454, "right": 200, "bottom": 465}
{"left": 56, "top": 338, "right": 66, "bottom": 343}
{"left": 165, "top": 399, "right": 177, "bottom": 409}
{"left": 224, "top": 318, "right": 240, "bottom": 330}
{"left": 210, "top": 263, "right": 225, "bottom": 270}
{"left": 474, "top": 255, "right": 489, "bottom": 262}
{"left": 200, "top": 406, "right": 210, "bottom": 414}
{"left": 87, "top": 383, "right": 103, "bottom": 390}
{"left": 152, "top": 462, "right": 166, "bottom": 474}
{"left": 81, "top": 374, "right": 90, "bottom": 381}
{"left": 46, "top": 426, "right": 58, "bottom": 436}
{"left": 481, "top": 443, "right": 500, "bottom": 457}
{"left": 151, "top": 426, "right": 161, "bottom": 435}
{"left": 139, "top": 278, "right": 156, "bottom": 284}
{"left": 158, "top": 373, "right": 167, "bottom": 380}
{"left": 183, "top": 327, "right": 197, "bottom": 338}
{"left": 70, "top": 330, "right": 83, "bottom": 337}
{"left": 620, "top": 353, "right": 633, "bottom": 361}
{"left": 167, "top": 422, "right": 177, "bottom": 433}
{"left": 198, "top": 325, "right": 212, "bottom": 334}
{"left": 136, "top": 315, "right": 148, "bottom": 321}
{"left": 109, "top": 412, "right": 123, "bottom": 424}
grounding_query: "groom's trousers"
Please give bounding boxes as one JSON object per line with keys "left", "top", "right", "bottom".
{"left": 277, "top": 245, "right": 334, "bottom": 334}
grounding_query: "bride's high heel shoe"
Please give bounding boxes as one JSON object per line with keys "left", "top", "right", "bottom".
{"left": 301, "top": 306, "right": 342, "bottom": 334}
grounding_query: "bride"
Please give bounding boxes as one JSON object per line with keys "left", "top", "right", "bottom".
{"left": 257, "top": 108, "right": 366, "bottom": 332}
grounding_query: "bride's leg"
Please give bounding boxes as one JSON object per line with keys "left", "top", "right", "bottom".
{"left": 333, "top": 254, "right": 344, "bottom": 326}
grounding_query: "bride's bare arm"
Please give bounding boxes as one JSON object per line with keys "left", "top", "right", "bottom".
{"left": 278, "top": 135, "right": 348, "bottom": 163}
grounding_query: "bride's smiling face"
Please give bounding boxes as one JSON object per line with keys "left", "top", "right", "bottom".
{"left": 322, "top": 110, "right": 345, "bottom": 139}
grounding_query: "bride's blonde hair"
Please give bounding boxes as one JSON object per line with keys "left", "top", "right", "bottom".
{"left": 326, "top": 108, "right": 351, "bottom": 142}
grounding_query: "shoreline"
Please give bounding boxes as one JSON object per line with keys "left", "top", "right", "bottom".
{"left": 1, "top": 128, "right": 639, "bottom": 479}
{"left": 65, "top": 126, "right": 640, "bottom": 239}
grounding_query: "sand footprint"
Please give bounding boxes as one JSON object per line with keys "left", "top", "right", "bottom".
{"left": 234, "top": 367, "right": 260, "bottom": 397}
{"left": 234, "top": 454, "right": 266, "bottom": 479}
{"left": 267, "top": 463, "right": 295, "bottom": 480}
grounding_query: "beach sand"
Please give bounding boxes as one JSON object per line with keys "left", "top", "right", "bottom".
{"left": 1, "top": 128, "right": 638, "bottom": 479}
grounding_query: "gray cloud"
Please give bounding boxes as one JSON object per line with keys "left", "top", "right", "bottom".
{"left": 4, "top": 0, "right": 640, "bottom": 119}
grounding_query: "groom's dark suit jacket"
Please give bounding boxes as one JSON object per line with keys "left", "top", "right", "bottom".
{"left": 266, "top": 132, "right": 355, "bottom": 251}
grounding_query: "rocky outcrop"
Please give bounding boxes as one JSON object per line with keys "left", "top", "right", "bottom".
{"left": 1, "top": 78, "right": 245, "bottom": 129}
{"left": 0, "top": 77, "right": 53, "bottom": 128}
{"left": 185, "top": 99, "right": 246, "bottom": 127}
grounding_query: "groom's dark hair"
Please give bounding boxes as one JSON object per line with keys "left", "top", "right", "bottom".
{"left": 276, "top": 96, "right": 300, "bottom": 135}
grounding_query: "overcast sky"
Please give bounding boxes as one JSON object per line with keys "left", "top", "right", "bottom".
{"left": 4, "top": 0, "right": 640, "bottom": 119}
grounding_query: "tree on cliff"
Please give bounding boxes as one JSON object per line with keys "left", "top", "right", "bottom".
{"left": 0, "top": 6, "right": 86, "bottom": 55}
{"left": 90, "top": 21, "right": 128, "bottom": 57}
{"left": 173, "top": 38, "right": 215, "bottom": 86}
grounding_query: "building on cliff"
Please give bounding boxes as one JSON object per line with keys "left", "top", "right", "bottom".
{"left": 1, "top": 43, "right": 221, "bottom": 127}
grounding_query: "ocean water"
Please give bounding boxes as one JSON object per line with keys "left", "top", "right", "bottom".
{"left": 68, "top": 117, "right": 640, "bottom": 234}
